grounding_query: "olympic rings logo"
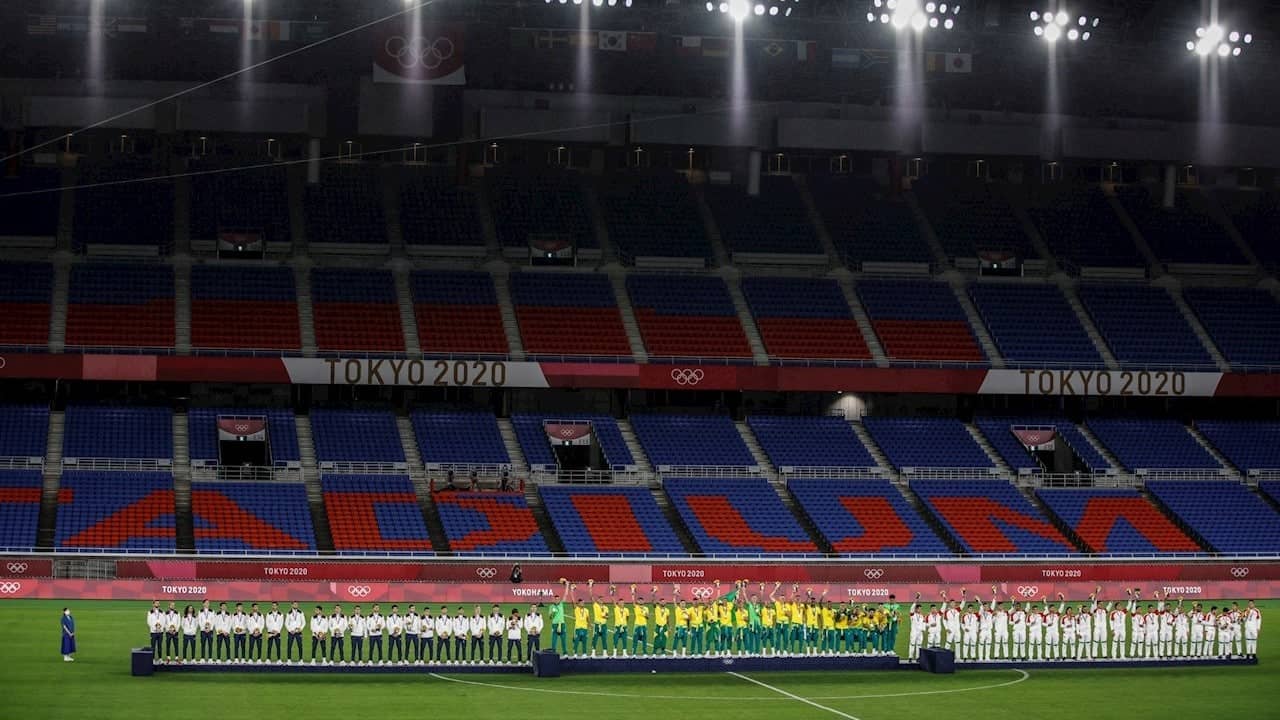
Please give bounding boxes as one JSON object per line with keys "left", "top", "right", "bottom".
{"left": 1016, "top": 586, "right": 1039, "bottom": 598}
{"left": 347, "top": 585, "right": 371, "bottom": 598}
{"left": 1230, "top": 567, "right": 1250, "bottom": 578}
{"left": 6, "top": 562, "right": 29, "bottom": 574}
{"left": 670, "top": 368, "right": 705, "bottom": 386}
{"left": 559, "top": 427, "right": 576, "bottom": 437}
{"left": 0, "top": 582, "right": 21, "bottom": 594}
{"left": 476, "top": 567, "right": 498, "bottom": 579}
{"left": 384, "top": 35, "right": 455, "bottom": 70}
{"left": 863, "top": 568, "right": 884, "bottom": 579}
{"left": 691, "top": 586, "right": 714, "bottom": 600}
{"left": 233, "top": 423, "right": 251, "bottom": 433}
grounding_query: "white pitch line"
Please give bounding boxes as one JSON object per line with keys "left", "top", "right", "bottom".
{"left": 806, "top": 668, "right": 1031, "bottom": 700}
{"left": 728, "top": 671, "right": 861, "bottom": 720}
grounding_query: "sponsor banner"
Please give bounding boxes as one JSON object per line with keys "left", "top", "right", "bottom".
{"left": 373, "top": 21, "right": 466, "bottom": 85}
{"left": 2, "top": 579, "right": 1278, "bottom": 603}
{"left": 981, "top": 563, "right": 1280, "bottom": 583}
{"left": 281, "top": 358, "right": 547, "bottom": 388}
{"left": 0, "top": 559, "right": 53, "bottom": 578}
{"left": 647, "top": 564, "right": 947, "bottom": 584}
{"left": 979, "top": 369, "right": 1223, "bottom": 397}
{"left": 114, "top": 560, "right": 610, "bottom": 583}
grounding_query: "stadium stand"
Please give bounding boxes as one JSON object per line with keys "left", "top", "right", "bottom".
{"left": 433, "top": 492, "right": 549, "bottom": 554}
{"left": 55, "top": 471, "right": 176, "bottom": 550}
{"left": 1215, "top": 188, "right": 1280, "bottom": 268}
{"left": 410, "top": 270, "right": 509, "bottom": 356}
{"left": 190, "top": 264, "right": 301, "bottom": 351}
{"left": 189, "top": 163, "right": 290, "bottom": 246}
{"left": 508, "top": 272, "right": 631, "bottom": 358}
{"left": 0, "top": 470, "right": 42, "bottom": 550}
{"left": 910, "top": 478, "right": 1078, "bottom": 555}
{"left": 410, "top": 410, "right": 510, "bottom": 467}
{"left": 855, "top": 279, "right": 984, "bottom": 362}
{"left": 629, "top": 414, "right": 756, "bottom": 469}
{"left": 740, "top": 276, "right": 871, "bottom": 361}
{"left": 487, "top": 168, "right": 595, "bottom": 251}
{"left": 73, "top": 163, "right": 174, "bottom": 253}
{"left": 862, "top": 417, "right": 994, "bottom": 471}
{"left": 63, "top": 405, "right": 173, "bottom": 460}
{"left": 511, "top": 414, "right": 635, "bottom": 471}
{"left": 704, "top": 176, "right": 823, "bottom": 256}
{"left": 664, "top": 477, "right": 817, "bottom": 555}
{"left": 1262, "top": 481, "right": 1280, "bottom": 507}
{"left": 1115, "top": 185, "right": 1244, "bottom": 265}
{"left": 1026, "top": 185, "right": 1143, "bottom": 269}
{"left": 0, "top": 262, "right": 53, "bottom": 348}
{"left": 311, "top": 267, "right": 404, "bottom": 353}
{"left": 1077, "top": 284, "right": 1213, "bottom": 366}
{"left": 1145, "top": 480, "right": 1280, "bottom": 554}
{"left": 912, "top": 177, "right": 1032, "bottom": 260}
{"left": 808, "top": 176, "right": 933, "bottom": 266}
{"left": 1085, "top": 418, "right": 1221, "bottom": 472}
{"left": 190, "top": 482, "right": 317, "bottom": 552}
{"left": 1195, "top": 420, "right": 1280, "bottom": 475}
{"left": 788, "top": 479, "right": 950, "bottom": 555}
{"left": 598, "top": 171, "right": 711, "bottom": 263}
{"left": 968, "top": 283, "right": 1101, "bottom": 365}
{"left": 625, "top": 274, "right": 752, "bottom": 359}
{"left": 320, "top": 474, "right": 432, "bottom": 552}
{"left": 1036, "top": 488, "right": 1203, "bottom": 554}
{"left": 186, "top": 408, "right": 300, "bottom": 466}
{"left": 310, "top": 409, "right": 405, "bottom": 464}
{"left": 66, "top": 263, "right": 174, "bottom": 349}
{"left": 0, "top": 405, "right": 50, "bottom": 460}
{"left": 398, "top": 168, "right": 484, "bottom": 248}
{"left": 538, "top": 485, "right": 684, "bottom": 555}
{"left": 974, "top": 417, "right": 1113, "bottom": 474}
{"left": 746, "top": 415, "right": 877, "bottom": 470}
{"left": 303, "top": 165, "right": 387, "bottom": 246}
{"left": 1182, "top": 286, "right": 1280, "bottom": 367}
{"left": 0, "top": 167, "right": 61, "bottom": 239}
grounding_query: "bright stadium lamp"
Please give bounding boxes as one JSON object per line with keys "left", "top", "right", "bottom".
{"left": 1044, "top": 22, "right": 1061, "bottom": 42}
{"left": 728, "top": 0, "right": 750, "bottom": 21}
{"left": 1189, "top": 24, "right": 1250, "bottom": 58}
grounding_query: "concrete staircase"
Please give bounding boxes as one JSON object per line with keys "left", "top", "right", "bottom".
{"left": 652, "top": 486, "right": 702, "bottom": 555}
{"left": 966, "top": 423, "right": 1012, "bottom": 477}
{"left": 294, "top": 415, "right": 334, "bottom": 552}
{"left": 616, "top": 419, "right": 653, "bottom": 474}
{"left": 1164, "top": 283, "right": 1231, "bottom": 372}
{"left": 724, "top": 272, "right": 770, "bottom": 366}
{"left": 395, "top": 416, "right": 424, "bottom": 475}
{"left": 1017, "top": 484, "right": 1092, "bottom": 553}
{"left": 1010, "top": 201, "right": 1059, "bottom": 271}
{"left": 491, "top": 270, "right": 526, "bottom": 360}
{"left": 56, "top": 166, "right": 76, "bottom": 253}
{"left": 774, "top": 482, "right": 835, "bottom": 555}
{"left": 520, "top": 483, "right": 565, "bottom": 554}
{"left": 173, "top": 174, "right": 191, "bottom": 256}
{"left": 293, "top": 264, "right": 318, "bottom": 357}
{"left": 286, "top": 166, "right": 308, "bottom": 254}
{"left": 48, "top": 260, "right": 70, "bottom": 353}
{"left": 496, "top": 418, "right": 528, "bottom": 475}
{"left": 1195, "top": 187, "right": 1261, "bottom": 267}
{"left": 582, "top": 184, "right": 617, "bottom": 264}
{"left": 174, "top": 260, "right": 192, "bottom": 355}
{"left": 383, "top": 168, "right": 406, "bottom": 255}
{"left": 904, "top": 192, "right": 950, "bottom": 266}
{"left": 392, "top": 264, "right": 422, "bottom": 355}
{"left": 694, "top": 187, "right": 731, "bottom": 268}
{"left": 735, "top": 420, "right": 774, "bottom": 474}
{"left": 792, "top": 175, "right": 841, "bottom": 268}
{"left": 1057, "top": 279, "right": 1120, "bottom": 369}
{"left": 897, "top": 483, "right": 967, "bottom": 556}
{"left": 949, "top": 279, "right": 1006, "bottom": 368}
{"left": 410, "top": 473, "right": 452, "bottom": 554}
{"left": 608, "top": 271, "right": 649, "bottom": 363}
{"left": 834, "top": 272, "right": 889, "bottom": 367}
{"left": 1104, "top": 193, "right": 1161, "bottom": 273}
{"left": 849, "top": 420, "right": 896, "bottom": 479}
{"left": 475, "top": 183, "right": 503, "bottom": 259}
{"left": 1075, "top": 423, "right": 1125, "bottom": 474}
{"left": 35, "top": 411, "right": 65, "bottom": 549}
{"left": 1185, "top": 424, "right": 1240, "bottom": 480}
{"left": 172, "top": 411, "right": 194, "bottom": 552}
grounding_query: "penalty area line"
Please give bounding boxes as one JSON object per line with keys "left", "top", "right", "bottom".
{"left": 728, "top": 671, "right": 861, "bottom": 720}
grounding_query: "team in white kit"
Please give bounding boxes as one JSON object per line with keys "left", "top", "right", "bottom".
{"left": 906, "top": 586, "right": 1262, "bottom": 663}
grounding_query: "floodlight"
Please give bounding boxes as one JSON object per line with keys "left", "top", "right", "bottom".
{"left": 1055, "top": 11, "right": 1068, "bottom": 26}
{"left": 1030, "top": 10, "right": 1039, "bottom": 20}
{"left": 1045, "top": 23, "right": 1061, "bottom": 41}
{"left": 943, "top": 17, "right": 953, "bottom": 28}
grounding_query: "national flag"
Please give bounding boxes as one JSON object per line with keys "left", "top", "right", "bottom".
{"left": 945, "top": 52, "right": 972, "bottom": 73}
{"left": 675, "top": 35, "right": 703, "bottom": 57}
{"left": 116, "top": 17, "right": 148, "bottom": 33}
{"left": 26, "top": 15, "right": 56, "bottom": 35}
{"left": 925, "top": 52, "right": 942, "bottom": 73}
{"left": 761, "top": 40, "right": 786, "bottom": 58}
{"left": 535, "top": 29, "right": 570, "bottom": 49}
{"left": 568, "top": 30, "right": 598, "bottom": 48}
{"left": 626, "top": 32, "right": 657, "bottom": 52}
{"left": 796, "top": 40, "right": 817, "bottom": 62}
{"left": 831, "top": 47, "right": 891, "bottom": 71}
{"left": 207, "top": 19, "right": 241, "bottom": 35}
{"left": 701, "top": 36, "right": 730, "bottom": 58}
{"left": 598, "top": 30, "right": 627, "bottom": 51}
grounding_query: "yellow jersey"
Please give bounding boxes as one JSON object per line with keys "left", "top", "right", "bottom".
{"left": 573, "top": 605, "right": 590, "bottom": 629}
{"left": 836, "top": 612, "right": 849, "bottom": 631}
{"left": 791, "top": 602, "right": 804, "bottom": 624}
{"left": 773, "top": 601, "right": 789, "bottom": 623}
{"left": 761, "top": 607, "right": 775, "bottom": 628}
{"left": 653, "top": 605, "right": 669, "bottom": 628}
{"left": 632, "top": 604, "right": 649, "bottom": 626}
{"left": 674, "top": 606, "right": 689, "bottom": 627}
{"left": 821, "top": 607, "right": 836, "bottom": 629}
{"left": 592, "top": 602, "right": 609, "bottom": 625}
{"left": 612, "top": 605, "right": 630, "bottom": 627}
{"left": 689, "top": 606, "right": 704, "bottom": 628}
{"left": 736, "top": 609, "right": 749, "bottom": 629}
{"left": 705, "top": 604, "right": 719, "bottom": 624}
{"left": 805, "top": 605, "right": 820, "bottom": 628}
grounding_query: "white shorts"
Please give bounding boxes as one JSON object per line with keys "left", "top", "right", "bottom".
{"left": 1045, "top": 633, "right": 1060, "bottom": 644}
{"left": 910, "top": 632, "right": 924, "bottom": 644}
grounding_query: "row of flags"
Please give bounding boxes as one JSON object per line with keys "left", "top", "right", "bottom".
{"left": 831, "top": 47, "right": 972, "bottom": 73}
{"left": 26, "top": 15, "right": 148, "bottom": 37}
{"left": 25, "top": 14, "right": 329, "bottom": 42}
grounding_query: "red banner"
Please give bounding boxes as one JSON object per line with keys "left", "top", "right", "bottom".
{"left": 372, "top": 21, "right": 466, "bottom": 85}
{"left": 0, "top": 559, "right": 52, "bottom": 577}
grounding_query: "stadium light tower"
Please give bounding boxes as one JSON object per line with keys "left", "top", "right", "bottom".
{"left": 1187, "top": 24, "right": 1252, "bottom": 58}
{"left": 1029, "top": 8, "right": 1099, "bottom": 42}
{"left": 864, "top": 0, "right": 957, "bottom": 32}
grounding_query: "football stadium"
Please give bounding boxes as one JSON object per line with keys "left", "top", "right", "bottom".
{"left": 0, "top": 0, "right": 1279, "bottom": 717}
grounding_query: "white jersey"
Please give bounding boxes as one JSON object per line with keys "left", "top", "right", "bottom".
{"left": 421, "top": 615, "right": 435, "bottom": 638}
{"left": 1175, "top": 611, "right": 1190, "bottom": 638}
{"left": 147, "top": 609, "right": 164, "bottom": 633}
{"left": 1092, "top": 606, "right": 1108, "bottom": 635}
{"left": 214, "top": 612, "right": 232, "bottom": 634}
{"left": 1110, "top": 608, "right": 1128, "bottom": 635}
{"left": 452, "top": 616, "right": 468, "bottom": 638}
{"left": 978, "top": 609, "right": 994, "bottom": 636}
{"left": 1076, "top": 613, "right": 1091, "bottom": 640}
{"left": 470, "top": 616, "right": 485, "bottom": 638}
{"left": 285, "top": 610, "right": 305, "bottom": 633}
{"left": 524, "top": 613, "right": 544, "bottom": 635}
{"left": 993, "top": 607, "right": 1010, "bottom": 638}
{"left": 1245, "top": 608, "right": 1262, "bottom": 636}
{"left": 266, "top": 611, "right": 284, "bottom": 634}
{"left": 1028, "top": 610, "right": 1044, "bottom": 638}
{"left": 507, "top": 617, "right": 522, "bottom": 641}
{"left": 944, "top": 607, "right": 960, "bottom": 632}
{"left": 387, "top": 614, "right": 404, "bottom": 637}
{"left": 350, "top": 615, "right": 367, "bottom": 637}
{"left": 910, "top": 611, "right": 925, "bottom": 637}
{"left": 198, "top": 609, "right": 216, "bottom": 634}
{"left": 181, "top": 615, "right": 198, "bottom": 635}
{"left": 310, "top": 615, "right": 328, "bottom": 636}
{"left": 165, "top": 611, "right": 181, "bottom": 633}
{"left": 1045, "top": 610, "right": 1061, "bottom": 639}
{"left": 231, "top": 613, "right": 248, "bottom": 635}
{"left": 1011, "top": 609, "right": 1028, "bottom": 636}
{"left": 367, "top": 614, "right": 385, "bottom": 636}
{"left": 488, "top": 614, "right": 505, "bottom": 636}
{"left": 248, "top": 613, "right": 265, "bottom": 636}
{"left": 329, "top": 614, "right": 347, "bottom": 637}
{"left": 406, "top": 613, "right": 421, "bottom": 635}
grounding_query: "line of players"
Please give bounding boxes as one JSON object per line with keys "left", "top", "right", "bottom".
{"left": 906, "top": 586, "right": 1263, "bottom": 662}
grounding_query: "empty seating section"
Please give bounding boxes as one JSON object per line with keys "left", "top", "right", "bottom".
{"left": 630, "top": 414, "right": 755, "bottom": 468}
{"left": 863, "top": 417, "right": 993, "bottom": 471}
{"left": 410, "top": 271, "right": 508, "bottom": 356}
{"left": 968, "top": 284, "right": 1100, "bottom": 365}
{"left": 788, "top": 479, "right": 950, "bottom": 555}
{"left": 599, "top": 171, "right": 710, "bottom": 262}
{"left": 704, "top": 177, "right": 822, "bottom": 255}
{"left": 746, "top": 415, "right": 875, "bottom": 469}
{"left": 320, "top": 474, "right": 432, "bottom": 552}
{"left": 1216, "top": 190, "right": 1280, "bottom": 267}
{"left": 189, "top": 164, "right": 289, "bottom": 245}
{"left": 856, "top": 280, "right": 983, "bottom": 362}
{"left": 626, "top": 275, "right": 750, "bottom": 359}
{"left": 186, "top": 408, "right": 300, "bottom": 466}
{"left": 1146, "top": 481, "right": 1280, "bottom": 553}
{"left": 911, "top": 479, "right": 1077, "bottom": 555}
{"left": 810, "top": 177, "right": 932, "bottom": 265}
{"left": 741, "top": 276, "right": 870, "bottom": 360}
{"left": 0, "top": 262, "right": 53, "bottom": 347}
{"left": 913, "top": 178, "right": 1030, "bottom": 259}
{"left": 1116, "top": 185, "right": 1243, "bottom": 264}
{"left": 55, "top": 471, "right": 176, "bottom": 550}
{"left": 1183, "top": 287, "right": 1280, "bottom": 367}
{"left": 63, "top": 406, "right": 172, "bottom": 460}
{"left": 511, "top": 414, "right": 634, "bottom": 471}
{"left": 0, "top": 471, "right": 42, "bottom": 550}
{"left": 1086, "top": 418, "right": 1219, "bottom": 472}
{"left": 1028, "top": 186, "right": 1141, "bottom": 268}
{"left": 538, "top": 485, "right": 684, "bottom": 555}
{"left": 1036, "top": 488, "right": 1202, "bottom": 554}
{"left": 1195, "top": 420, "right": 1280, "bottom": 474}
{"left": 0, "top": 168, "right": 60, "bottom": 238}
{"left": 310, "top": 409, "right": 404, "bottom": 464}
{"left": 304, "top": 165, "right": 386, "bottom": 245}
{"left": 191, "top": 264, "right": 300, "bottom": 351}
{"left": 665, "top": 478, "right": 816, "bottom": 555}
{"left": 1262, "top": 482, "right": 1280, "bottom": 507}
{"left": 0, "top": 405, "right": 49, "bottom": 460}
{"left": 399, "top": 170, "right": 483, "bottom": 247}
{"left": 66, "top": 263, "right": 174, "bottom": 349}
{"left": 1078, "top": 285, "right": 1211, "bottom": 366}
{"left": 411, "top": 411, "right": 509, "bottom": 467}
{"left": 509, "top": 272, "right": 630, "bottom": 357}
{"left": 73, "top": 164, "right": 174, "bottom": 252}
{"left": 191, "top": 482, "right": 316, "bottom": 552}
{"left": 974, "top": 417, "right": 1112, "bottom": 474}
{"left": 487, "top": 169, "right": 594, "bottom": 250}
{"left": 311, "top": 268, "right": 404, "bottom": 353}
{"left": 434, "top": 492, "right": 548, "bottom": 554}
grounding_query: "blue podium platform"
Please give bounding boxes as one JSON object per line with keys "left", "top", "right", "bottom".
{"left": 150, "top": 660, "right": 530, "bottom": 675}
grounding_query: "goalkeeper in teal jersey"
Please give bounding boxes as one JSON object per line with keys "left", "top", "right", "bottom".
{"left": 548, "top": 580, "right": 570, "bottom": 654}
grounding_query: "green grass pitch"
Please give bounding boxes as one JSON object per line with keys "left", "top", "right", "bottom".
{"left": 3, "top": 599, "right": 1277, "bottom": 720}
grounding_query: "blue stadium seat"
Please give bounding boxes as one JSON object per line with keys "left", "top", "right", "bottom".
{"left": 66, "top": 263, "right": 174, "bottom": 349}
{"left": 1036, "top": 487, "right": 1203, "bottom": 554}
{"left": 1195, "top": 420, "right": 1280, "bottom": 474}
{"left": 399, "top": 167, "right": 483, "bottom": 248}
{"left": 411, "top": 410, "right": 510, "bottom": 466}
{"left": 789, "top": 479, "right": 951, "bottom": 555}
{"left": 1183, "top": 287, "right": 1280, "bottom": 368}
{"left": 321, "top": 474, "right": 432, "bottom": 553}
{"left": 511, "top": 414, "right": 635, "bottom": 471}
{"left": 73, "top": 162, "right": 174, "bottom": 253}
{"left": 1078, "top": 284, "right": 1213, "bottom": 367}
{"left": 746, "top": 415, "right": 876, "bottom": 469}
{"left": 968, "top": 283, "right": 1101, "bottom": 365}
{"left": 310, "top": 409, "right": 404, "bottom": 464}
{"left": 538, "top": 485, "right": 683, "bottom": 555}
{"left": 0, "top": 261, "right": 53, "bottom": 347}
{"left": 187, "top": 408, "right": 300, "bottom": 466}
{"left": 0, "top": 405, "right": 50, "bottom": 460}
{"left": 1086, "top": 418, "right": 1220, "bottom": 471}
{"left": 863, "top": 417, "right": 993, "bottom": 471}
{"left": 435, "top": 492, "right": 549, "bottom": 555}
{"left": 704, "top": 177, "right": 822, "bottom": 256}
{"left": 190, "top": 162, "right": 289, "bottom": 246}
{"left": 857, "top": 279, "right": 984, "bottom": 362}
{"left": 487, "top": 168, "right": 595, "bottom": 250}
{"left": 626, "top": 274, "right": 751, "bottom": 359}
{"left": 1028, "top": 185, "right": 1142, "bottom": 269}
{"left": 1146, "top": 481, "right": 1280, "bottom": 554}
{"left": 509, "top": 272, "right": 631, "bottom": 358}
{"left": 311, "top": 267, "right": 404, "bottom": 353}
{"left": 411, "top": 270, "right": 509, "bottom": 356}
{"left": 974, "top": 417, "right": 1113, "bottom": 474}
{"left": 599, "top": 171, "right": 711, "bottom": 262}
{"left": 664, "top": 478, "right": 817, "bottom": 555}
{"left": 630, "top": 414, "right": 755, "bottom": 469}
{"left": 0, "top": 168, "right": 60, "bottom": 239}
{"left": 741, "top": 276, "right": 870, "bottom": 361}
{"left": 913, "top": 177, "right": 1032, "bottom": 260}
{"left": 911, "top": 478, "right": 1077, "bottom": 555}
{"left": 1116, "top": 185, "right": 1243, "bottom": 265}
{"left": 55, "top": 471, "right": 176, "bottom": 551}
{"left": 809, "top": 176, "right": 932, "bottom": 266}
{"left": 304, "top": 165, "right": 387, "bottom": 245}
{"left": 0, "top": 470, "right": 42, "bottom": 550}
{"left": 191, "top": 482, "right": 316, "bottom": 553}
{"left": 63, "top": 406, "right": 173, "bottom": 460}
